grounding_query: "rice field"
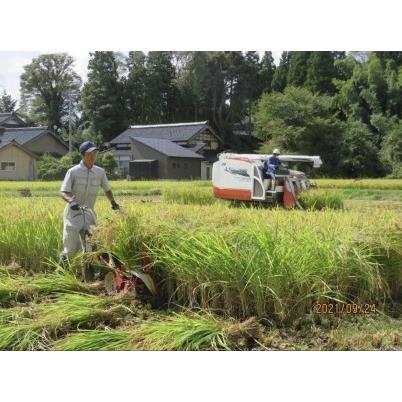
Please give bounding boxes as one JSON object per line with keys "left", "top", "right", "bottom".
{"left": 0, "top": 179, "right": 401, "bottom": 350}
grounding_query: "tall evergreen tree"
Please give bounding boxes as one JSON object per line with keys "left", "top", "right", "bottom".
{"left": 271, "top": 51, "right": 290, "bottom": 92}
{"left": 305, "top": 52, "right": 337, "bottom": 94}
{"left": 144, "top": 51, "right": 176, "bottom": 123}
{"left": 0, "top": 90, "right": 17, "bottom": 112}
{"left": 80, "top": 51, "right": 128, "bottom": 142}
{"left": 375, "top": 51, "right": 402, "bottom": 66}
{"left": 287, "top": 51, "right": 311, "bottom": 87}
{"left": 125, "top": 51, "right": 147, "bottom": 124}
{"left": 259, "top": 51, "right": 276, "bottom": 93}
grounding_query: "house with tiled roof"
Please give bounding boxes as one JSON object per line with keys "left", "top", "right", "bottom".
{"left": 0, "top": 112, "right": 27, "bottom": 128}
{"left": 109, "top": 121, "right": 223, "bottom": 179}
{"left": 0, "top": 119, "right": 69, "bottom": 180}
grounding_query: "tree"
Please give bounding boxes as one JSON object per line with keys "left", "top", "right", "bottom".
{"left": 37, "top": 153, "right": 75, "bottom": 180}
{"left": 252, "top": 86, "right": 343, "bottom": 174}
{"left": 305, "top": 52, "right": 337, "bottom": 94}
{"left": 80, "top": 52, "right": 128, "bottom": 142}
{"left": 20, "top": 53, "right": 81, "bottom": 129}
{"left": 181, "top": 51, "right": 261, "bottom": 142}
{"left": 143, "top": 51, "right": 176, "bottom": 123}
{"left": 271, "top": 51, "right": 290, "bottom": 92}
{"left": 339, "top": 120, "right": 383, "bottom": 177}
{"left": 97, "top": 151, "right": 118, "bottom": 177}
{"left": 0, "top": 90, "right": 17, "bottom": 112}
{"left": 374, "top": 51, "right": 402, "bottom": 66}
{"left": 287, "top": 51, "right": 311, "bottom": 87}
{"left": 125, "top": 51, "right": 148, "bottom": 123}
{"left": 259, "top": 51, "right": 276, "bottom": 94}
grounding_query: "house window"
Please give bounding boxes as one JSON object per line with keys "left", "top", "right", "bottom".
{"left": 0, "top": 162, "right": 16, "bottom": 171}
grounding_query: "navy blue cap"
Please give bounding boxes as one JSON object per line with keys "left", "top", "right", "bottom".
{"left": 79, "top": 141, "right": 98, "bottom": 153}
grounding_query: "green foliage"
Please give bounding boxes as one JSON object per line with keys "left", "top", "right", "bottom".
{"left": 97, "top": 151, "right": 118, "bottom": 177}
{"left": 271, "top": 51, "right": 290, "bottom": 92}
{"left": 305, "top": 52, "right": 337, "bottom": 94}
{"left": 339, "top": 120, "right": 383, "bottom": 177}
{"left": 37, "top": 153, "right": 73, "bottom": 180}
{"left": 80, "top": 52, "right": 128, "bottom": 141}
{"left": 253, "top": 86, "right": 342, "bottom": 174}
{"left": 259, "top": 51, "right": 276, "bottom": 93}
{"left": 380, "top": 121, "right": 402, "bottom": 177}
{"left": 19, "top": 53, "right": 81, "bottom": 129}
{"left": 287, "top": 51, "right": 311, "bottom": 87}
{"left": 0, "top": 90, "right": 17, "bottom": 113}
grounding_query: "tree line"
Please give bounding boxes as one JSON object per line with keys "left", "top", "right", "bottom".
{"left": 2, "top": 51, "right": 401, "bottom": 177}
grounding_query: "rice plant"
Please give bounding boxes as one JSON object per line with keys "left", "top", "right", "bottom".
{"left": 0, "top": 321, "right": 49, "bottom": 351}
{"left": 35, "top": 293, "right": 133, "bottom": 328}
{"left": 0, "top": 267, "right": 93, "bottom": 306}
{"left": 104, "top": 204, "right": 402, "bottom": 322}
{"left": 132, "top": 313, "right": 230, "bottom": 351}
{"left": 52, "top": 329, "right": 135, "bottom": 351}
{"left": 0, "top": 292, "right": 138, "bottom": 350}
{"left": 132, "top": 312, "right": 264, "bottom": 351}
{"left": 298, "top": 190, "right": 344, "bottom": 210}
{"left": 163, "top": 187, "right": 216, "bottom": 205}
{"left": 0, "top": 273, "right": 29, "bottom": 306}
{"left": 317, "top": 179, "right": 402, "bottom": 190}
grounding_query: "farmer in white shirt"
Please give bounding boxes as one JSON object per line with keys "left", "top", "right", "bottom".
{"left": 59, "top": 141, "right": 119, "bottom": 262}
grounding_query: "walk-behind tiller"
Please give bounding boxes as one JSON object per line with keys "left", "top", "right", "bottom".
{"left": 99, "top": 252, "right": 158, "bottom": 298}
{"left": 77, "top": 205, "right": 159, "bottom": 303}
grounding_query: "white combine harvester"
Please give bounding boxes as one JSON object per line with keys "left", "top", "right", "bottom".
{"left": 212, "top": 153, "right": 323, "bottom": 208}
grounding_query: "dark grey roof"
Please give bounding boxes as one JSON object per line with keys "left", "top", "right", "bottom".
{"left": 111, "top": 121, "right": 210, "bottom": 144}
{"left": 132, "top": 137, "right": 204, "bottom": 159}
{"left": 0, "top": 139, "right": 39, "bottom": 159}
{"left": 130, "top": 159, "right": 157, "bottom": 162}
{"left": 0, "top": 113, "right": 26, "bottom": 126}
{"left": 1, "top": 127, "right": 48, "bottom": 145}
{"left": 187, "top": 142, "right": 206, "bottom": 153}
{"left": 0, "top": 139, "right": 12, "bottom": 149}
{"left": 0, "top": 113, "right": 14, "bottom": 124}
{"left": 0, "top": 127, "right": 68, "bottom": 149}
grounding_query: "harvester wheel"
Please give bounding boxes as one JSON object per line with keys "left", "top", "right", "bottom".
{"left": 104, "top": 272, "right": 117, "bottom": 295}
{"left": 82, "top": 264, "right": 95, "bottom": 282}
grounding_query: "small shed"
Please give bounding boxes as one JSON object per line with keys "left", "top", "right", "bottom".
{"left": 129, "top": 160, "right": 158, "bottom": 179}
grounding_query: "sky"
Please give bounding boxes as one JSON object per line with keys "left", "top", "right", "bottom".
{"left": 0, "top": 51, "right": 282, "bottom": 107}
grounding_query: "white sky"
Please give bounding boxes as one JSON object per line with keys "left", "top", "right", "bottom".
{"left": 0, "top": 51, "right": 282, "bottom": 107}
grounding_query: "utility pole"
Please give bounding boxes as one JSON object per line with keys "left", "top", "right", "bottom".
{"left": 68, "top": 96, "right": 72, "bottom": 165}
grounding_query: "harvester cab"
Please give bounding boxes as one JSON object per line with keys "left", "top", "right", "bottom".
{"left": 212, "top": 153, "right": 322, "bottom": 208}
